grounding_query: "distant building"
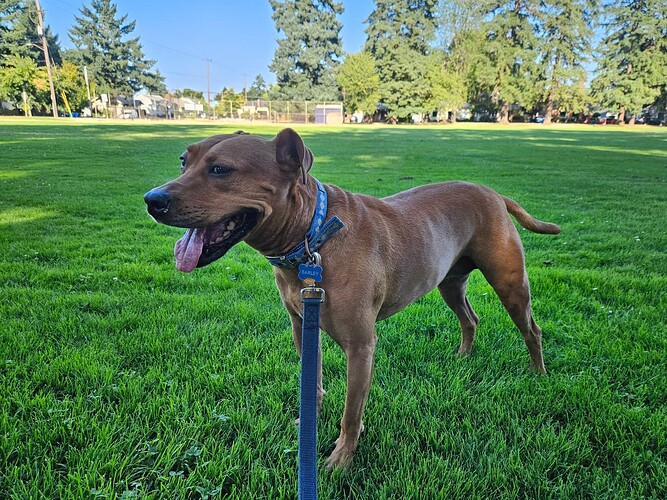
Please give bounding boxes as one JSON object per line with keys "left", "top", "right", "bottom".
{"left": 314, "top": 104, "right": 343, "bottom": 125}
{"left": 135, "top": 94, "right": 167, "bottom": 118}
{"left": 174, "top": 97, "right": 204, "bottom": 117}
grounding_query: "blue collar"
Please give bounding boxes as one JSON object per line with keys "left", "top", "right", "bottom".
{"left": 266, "top": 179, "right": 344, "bottom": 269}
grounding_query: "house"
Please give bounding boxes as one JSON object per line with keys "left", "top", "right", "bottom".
{"left": 241, "top": 98, "right": 269, "bottom": 120}
{"left": 90, "top": 94, "right": 135, "bottom": 118}
{"left": 134, "top": 93, "right": 168, "bottom": 118}
{"left": 174, "top": 97, "right": 204, "bottom": 117}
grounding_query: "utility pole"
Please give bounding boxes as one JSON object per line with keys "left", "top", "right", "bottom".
{"left": 83, "top": 66, "right": 94, "bottom": 117}
{"left": 204, "top": 58, "right": 212, "bottom": 118}
{"left": 34, "top": 0, "right": 58, "bottom": 118}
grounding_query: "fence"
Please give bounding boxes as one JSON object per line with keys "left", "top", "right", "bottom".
{"left": 0, "top": 95, "right": 346, "bottom": 124}
{"left": 240, "top": 100, "right": 343, "bottom": 125}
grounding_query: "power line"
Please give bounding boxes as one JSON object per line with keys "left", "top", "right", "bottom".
{"left": 141, "top": 38, "right": 203, "bottom": 60}
{"left": 162, "top": 71, "right": 206, "bottom": 80}
{"left": 39, "top": 1, "right": 258, "bottom": 93}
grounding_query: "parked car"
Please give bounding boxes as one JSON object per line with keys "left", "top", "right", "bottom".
{"left": 590, "top": 112, "right": 616, "bottom": 125}
{"left": 647, "top": 113, "right": 665, "bottom": 126}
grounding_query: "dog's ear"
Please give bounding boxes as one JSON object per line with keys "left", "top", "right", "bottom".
{"left": 274, "top": 128, "right": 313, "bottom": 179}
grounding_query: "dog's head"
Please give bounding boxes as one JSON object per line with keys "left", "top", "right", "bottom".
{"left": 144, "top": 128, "right": 313, "bottom": 271}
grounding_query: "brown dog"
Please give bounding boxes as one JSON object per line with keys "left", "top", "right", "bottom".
{"left": 144, "top": 128, "right": 560, "bottom": 469}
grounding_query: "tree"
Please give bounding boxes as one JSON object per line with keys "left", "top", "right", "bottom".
{"left": 0, "top": 54, "right": 49, "bottom": 115}
{"left": 335, "top": 51, "right": 380, "bottom": 118}
{"left": 67, "top": 0, "right": 164, "bottom": 97}
{"left": 437, "top": 0, "right": 483, "bottom": 51}
{"left": 535, "top": 0, "right": 596, "bottom": 124}
{"left": 591, "top": 0, "right": 667, "bottom": 124}
{"left": 424, "top": 51, "right": 467, "bottom": 121}
{"left": 436, "top": 0, "right": 485, "bottom": 122}
{"left": 365, "top": 0, "right": 438, "bottom": 121}
{"left": 214, "top": 87, "right": 245, "bottom": 117}
{"left": 0, "top": 0, "right": 62, "bottom": 64}
{"left": 247, "top": 74, "right": 269, "bottom": 99}
{"left": 54, "top": 60, "right": 89, "bottom": 113}
{"left": 474, "top": 0, "right": 541, "bottom": 123}
{"left": 269, "top": 0, "right": 344, "bottom": 101}
{"left": 1, "top": 0, "right": 34, "bottom": 60}
{"left": 181, "top": 88, "right": 204, "bottom": 101}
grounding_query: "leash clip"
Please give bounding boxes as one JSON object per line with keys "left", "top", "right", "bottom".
{"left": 301, "top": 286, "right": 325, "bottom": 303}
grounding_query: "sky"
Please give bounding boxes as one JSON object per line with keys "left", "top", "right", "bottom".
{"left": 39, "top": 0, "right": 376, "bottom": 94}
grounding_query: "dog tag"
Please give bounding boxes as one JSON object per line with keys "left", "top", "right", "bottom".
{"left": 298, "top": 262, "right": 323, "bottom": 285}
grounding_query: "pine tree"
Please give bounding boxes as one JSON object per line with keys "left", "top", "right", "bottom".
{"left": 67, "top": 0, "right": 164, "bottom": 96}
{"left": 475, "top": 0, "right": 541, "bottom": 123}
{"left": 591, "top": 0, "right": 667, "bottom": 124}
{"left": 0, "top": 0, "right": 61, "bottom": 65}
{"left": 365, "top": 0, "right": 438, "bottom": 121}
{"left": 1, "top": 0, "right": 30, "bottom": 59}
{"left": 247, "top": 74, "right": 269, "bottom": 99}
{"left": 269, "top": 0, "right": 344, "bottom": 101}
{"left": 536, "top": 0, "right": 596, "bottom": 124}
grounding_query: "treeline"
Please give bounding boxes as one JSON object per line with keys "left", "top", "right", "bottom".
{"left": 2, "top": 0, "right": 665, "bottom": 123}
{"left": 0, "top": 0, "right": 164, "bottom": 116}
{"left": 271, "top": 0, "right": 667, "bottom": 124}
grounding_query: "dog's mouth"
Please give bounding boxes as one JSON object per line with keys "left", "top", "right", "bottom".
{"left": 174, "top": 210, "right": 259, "bottom": 272}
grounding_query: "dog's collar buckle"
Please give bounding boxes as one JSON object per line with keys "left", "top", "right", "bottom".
{"left": 266, "top": 179, "right": 344, "bottom": 269}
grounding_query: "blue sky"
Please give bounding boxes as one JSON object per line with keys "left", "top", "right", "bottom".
{"left": 39, "top": 0, "right": 376, "bottom": 94}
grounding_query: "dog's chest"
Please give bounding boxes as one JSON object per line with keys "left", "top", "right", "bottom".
{"left": 274, "top": 272, "right": 308, "bottom": 317}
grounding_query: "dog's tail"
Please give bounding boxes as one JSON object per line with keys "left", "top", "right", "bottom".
{"left": 503, "top": 196, "right": 561, "bottom": 234}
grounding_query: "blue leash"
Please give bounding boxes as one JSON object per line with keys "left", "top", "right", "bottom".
{"left": 266, "top": 179, "right": 341, "bottom": 499}
{"left": 298, "top": 254, "right": 325, "bottom": 500}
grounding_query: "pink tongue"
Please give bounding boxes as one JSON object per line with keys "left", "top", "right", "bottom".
{"left": 174, "top": 228, "right": 204, "bottom": 272}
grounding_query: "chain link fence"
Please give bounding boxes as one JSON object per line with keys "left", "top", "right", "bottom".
{"left": 241, "top": 100, "right": 343, "bottom": 125}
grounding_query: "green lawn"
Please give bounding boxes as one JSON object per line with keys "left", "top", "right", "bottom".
{"left": 1, "top": 118, "right": 666, "bottom": 498}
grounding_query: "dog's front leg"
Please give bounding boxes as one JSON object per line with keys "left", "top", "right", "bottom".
{"left": 324, "top": 326, "right": 378, "bottom": 471}
{"left": 288, "top": 309, "right": 325, "bottom": 420}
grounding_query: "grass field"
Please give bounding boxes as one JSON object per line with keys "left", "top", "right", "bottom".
{"left": 1, "top": 118, "right": 666, "bottom": 499}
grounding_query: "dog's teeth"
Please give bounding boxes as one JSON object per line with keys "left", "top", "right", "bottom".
{"left": 223, "top": 231, "right": 230, "bottom": 238}
{"left": 227, "top": 221, "right": 236, "bottom": 230}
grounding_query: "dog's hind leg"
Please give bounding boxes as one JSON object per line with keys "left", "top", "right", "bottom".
{"left": 476, "top": 236, "right": 547, "bottom": 374}
{"left": 438, "top": 273, "right": 479, "bottom": 355}
{"left": 490, "top": 274, "right": 546, "bottom": 374}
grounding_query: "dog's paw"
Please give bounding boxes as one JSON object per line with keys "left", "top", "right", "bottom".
{"left": 530, "top": 362, "right": 548, "bottom": 375}
{"left": 324, "top": 425, "right": 364, "bottom": 471}
{"left": 324, "top": 442, "right": 355, "bottom": 472}
{"left": 457, "top": 344, "right": 473, "bottom": 356}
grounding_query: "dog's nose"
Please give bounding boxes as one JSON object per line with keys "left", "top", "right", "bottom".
{"left": 144, "top": 188, "right": 171, "bottom": 214}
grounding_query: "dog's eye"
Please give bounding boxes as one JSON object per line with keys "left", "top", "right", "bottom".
{"left": 210, "top": 164, "right": 233, "bottom": 176}
{"left": 179, "top": 156, "right": 186, "bottom": 172}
